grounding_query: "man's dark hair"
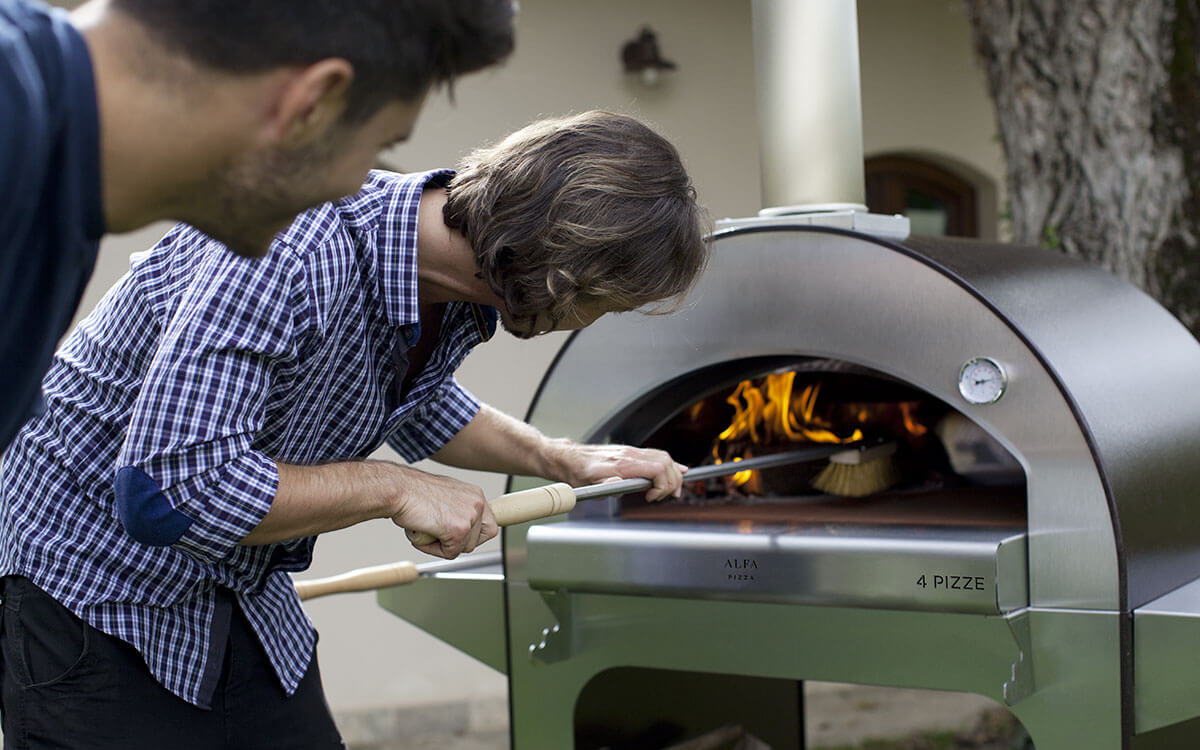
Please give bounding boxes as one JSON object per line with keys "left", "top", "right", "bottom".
{"left": 444, "top": 111, "right": 711, "bottom": 337}
{"left": 110, "top": 0, "right": 515, "bottom": 123}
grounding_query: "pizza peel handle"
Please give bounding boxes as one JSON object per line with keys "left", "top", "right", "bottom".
{"left": 294, "top": 560, "right": 418, "bottom": 600}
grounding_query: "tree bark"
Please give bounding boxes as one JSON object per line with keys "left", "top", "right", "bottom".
{"left": 965, "top": 0, "right": 1200, "bottom": 336}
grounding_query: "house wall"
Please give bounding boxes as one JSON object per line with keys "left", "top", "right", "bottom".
{"left": 858, "top": 0, "right": 1006, "bottom": 239}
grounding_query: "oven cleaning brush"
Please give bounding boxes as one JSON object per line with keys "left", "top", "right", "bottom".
{"left": 811, "top": 441, "right": 899, "bottom": 497}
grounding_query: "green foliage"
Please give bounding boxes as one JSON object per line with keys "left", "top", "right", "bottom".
{"left": 1041, "top": 224, "right": 1061, "bottom": 250}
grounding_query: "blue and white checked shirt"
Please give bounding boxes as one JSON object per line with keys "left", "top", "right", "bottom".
{"left": 0, "top": 169, "right": 496, "bottom": 707}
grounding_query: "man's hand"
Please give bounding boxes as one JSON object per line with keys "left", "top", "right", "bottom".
{"left": 389, "top": 469, "right": 498, "bottom": 559}
{"left": 247, "top": 460, "right": 496, "bottom": 557}
{"left": 546, "top": 440, "right": 688, "bottom": 501}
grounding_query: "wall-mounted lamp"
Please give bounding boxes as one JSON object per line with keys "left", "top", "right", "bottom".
{"left": 621, "top": 26, "right": 676, "bottom": 87}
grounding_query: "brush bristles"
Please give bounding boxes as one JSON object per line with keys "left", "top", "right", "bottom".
{"left": 811, "top": 454, "right": 900, "bottom": 497}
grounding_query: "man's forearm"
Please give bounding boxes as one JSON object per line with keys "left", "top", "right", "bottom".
{"left": 430, "top": 404, "right": 567, "bottom": 480}
{"left": 430, "top": 404, "right": 686, "bottom": 500}
{"left": 239, "top": 460, "right": 402, "bottom": 545}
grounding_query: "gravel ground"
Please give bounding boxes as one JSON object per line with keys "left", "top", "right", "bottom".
{"left": 351, "top": 716, "right": 1031, "bottom": 750}
{"left": 348, "top": 685, "right": 1033, "bottom": 750}
{"left": 353, "top": 730, "right": 509, "bottom": 750}
{"left": 816, "top": 708, "right": 1033, "bottom": 750}
{"left": 0, "top": 683, "right": 1026, "bottom": 749}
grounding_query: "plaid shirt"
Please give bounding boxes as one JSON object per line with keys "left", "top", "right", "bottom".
{"left": 0, "top": 169, "right": 496, "bottom": 707}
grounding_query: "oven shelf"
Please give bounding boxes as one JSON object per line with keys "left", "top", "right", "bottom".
{"left": 526, "top": 520, "right": 1027, "bottom": 615}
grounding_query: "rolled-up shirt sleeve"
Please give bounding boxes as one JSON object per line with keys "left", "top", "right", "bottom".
{"left": 116, "top": 232, "right": 309, "bottom": 564}
{"left": 386, "top": 378, "right": 481, "bottom": 462}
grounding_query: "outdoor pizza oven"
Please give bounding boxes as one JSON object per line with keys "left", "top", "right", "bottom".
{"left": 380, "top": 213, "right": 1200, "bottom": 748}
{"left": 377, "top": 2, "right": 1200, "bottom": 748}
{"left": 470, "top": 214, "right": 1200, "bottom": 750}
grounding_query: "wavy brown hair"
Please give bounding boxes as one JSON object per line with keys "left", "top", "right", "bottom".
{"left": 443, "top": 111, "right": 710, "bottom": 337}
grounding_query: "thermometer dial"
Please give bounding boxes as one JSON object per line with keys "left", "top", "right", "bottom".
{"left": 958, "top": 357, "right": 1007, "bottom": 405}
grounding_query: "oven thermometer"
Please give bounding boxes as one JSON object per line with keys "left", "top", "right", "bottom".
{"left": 958, "top": 357, "right": 1007, "bottom": 404}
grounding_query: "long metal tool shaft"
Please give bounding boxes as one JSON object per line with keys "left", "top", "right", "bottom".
{"left": 574, "top": 444, "right": 853, "bottom": 500}
{"left": 405, "top": 444, "right": 862, "bottom": 548}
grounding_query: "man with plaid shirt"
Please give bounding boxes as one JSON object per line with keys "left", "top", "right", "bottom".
{"left": 0, "top": 111, "right": 709, "bottom": 748}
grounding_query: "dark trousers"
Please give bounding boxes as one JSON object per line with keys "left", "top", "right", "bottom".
{"left": 0, "top": 576, "right": 345, "bottom": 749}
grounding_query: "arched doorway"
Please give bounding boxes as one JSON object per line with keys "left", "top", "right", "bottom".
{"left": 865, "top": 155, "right": 979, "bottom": 238}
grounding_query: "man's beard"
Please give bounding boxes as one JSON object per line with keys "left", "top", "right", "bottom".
{"left": 197, "top": 138, "right": 340, "bottom": 258}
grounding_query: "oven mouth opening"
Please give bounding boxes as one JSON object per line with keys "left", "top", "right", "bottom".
{"left": 598, "top": 356, "right": 1027, "bottom": 529}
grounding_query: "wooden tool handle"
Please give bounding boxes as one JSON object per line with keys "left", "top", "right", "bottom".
{"left": 294, "top": 560, "right": 419, "bottom": 601}
{"left": 405, "top": 482, "right": 576, "bottom": 547}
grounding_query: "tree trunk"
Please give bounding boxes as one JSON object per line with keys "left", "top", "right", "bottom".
{"left": 965, "top": 0, "right": 1200, "bottom": 336}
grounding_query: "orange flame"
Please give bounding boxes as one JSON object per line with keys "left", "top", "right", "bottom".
{"left": 900, "top": 402, "right": 927, "bottom": 436}
{"left": 719, "top": 374, "right": 862, "bottom": 446}
{"left": 714, "top": 374, "right": 862, "bottom": 488}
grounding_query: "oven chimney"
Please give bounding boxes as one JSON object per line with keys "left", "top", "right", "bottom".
{"left": 752, "top": 0, "right": 867, "bottom": 215}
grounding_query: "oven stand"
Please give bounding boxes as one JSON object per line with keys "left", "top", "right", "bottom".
{"left": 505, "top": 585, "right": 1132, "bottom": 749}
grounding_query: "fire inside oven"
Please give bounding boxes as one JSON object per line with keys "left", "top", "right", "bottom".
{"left": 604, "top": 357, "right": 1026, "bottom": 530}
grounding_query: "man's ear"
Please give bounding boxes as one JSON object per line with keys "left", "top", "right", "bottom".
{"left": 272, "top": 58, "right": 354, "bottom": 147}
